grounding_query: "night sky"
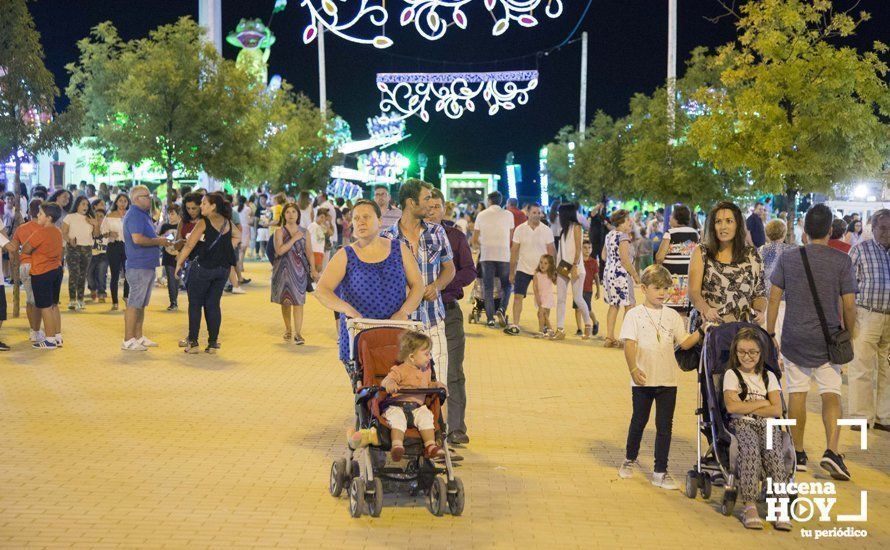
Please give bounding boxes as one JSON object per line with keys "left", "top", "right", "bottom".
{"left": 28, "top": 0, "right": 890, "bottom": 198}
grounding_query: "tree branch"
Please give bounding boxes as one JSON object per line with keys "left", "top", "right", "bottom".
{"left": 705, "top": 0, "right": 741, "bottom": 25}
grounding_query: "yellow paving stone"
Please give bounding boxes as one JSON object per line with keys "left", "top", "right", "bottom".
{"left": 0, "top": 263, "right": 887, "bottom": 548}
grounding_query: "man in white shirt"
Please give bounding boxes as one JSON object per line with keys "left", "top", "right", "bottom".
{"left": 472, "top": 191, "right": 515, "bottom": 327}
{"left": 505, "top": 204, "right": 554, "bottom": 335}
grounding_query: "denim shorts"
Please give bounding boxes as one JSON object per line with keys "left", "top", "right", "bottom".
{"left": 125, "top": 268, "right": 156, "bottom": 308}
{"left": 19, "top": 263, "right": 34, "bottom": 305}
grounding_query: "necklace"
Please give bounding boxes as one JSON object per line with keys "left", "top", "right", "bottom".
{"left": 643, "top": 305, "right": 665, "bottom": 343}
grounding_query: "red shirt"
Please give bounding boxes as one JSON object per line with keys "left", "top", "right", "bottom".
{"left": 583, "top": 257, "right": 599, "bottom": 292}
{"left": 828, "top": 239, "right": 851, "bottom": 254}
{"left": 507, "top": 206, "right": 527, "bottom": 228}
{"left": 12, "top": 220, "right": 40, "bottom": 265}
{"left": 28, "top": 225, "right": 63, "bottom": 275}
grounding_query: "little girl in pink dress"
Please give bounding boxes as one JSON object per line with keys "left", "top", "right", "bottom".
{"left": 533, "top": 254, "right": 557, "bottom": 337}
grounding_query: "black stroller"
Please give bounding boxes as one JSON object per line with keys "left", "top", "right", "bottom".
{"left": 467, "top": 276, "right": 504, "bottom": 324}
{"left": 684, "top": 322, "right": 796, "bottom": 516}
{"left": 328, "top": 319, "right": 465, "bottom": 518}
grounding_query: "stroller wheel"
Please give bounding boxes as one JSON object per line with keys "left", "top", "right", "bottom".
{"left": 366, "top": 477, "right": 384, "bottom": 518}
{"left": 447, "top": 477, "right": 465, "bottom": 516}
{"left": 721, "top": 489, "right": 737, "bottom": 516}
{"left": 699, "top": 474, "right": 712, "bottom": 501}
{"left": 348, "top": 478, "right": 366, "bottom": 518}
{"left": 684, "top": 471, "right": 698, "bottom": 499}
{"left": 329, "top": 459, "right": 347, "bottom": 497}
{"left": 427, "top": 477, "right": 447, "bottom": 517}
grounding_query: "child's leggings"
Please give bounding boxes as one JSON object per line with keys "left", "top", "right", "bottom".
{"left": 625, "top": 386, "right": 677, "bottom": 473}
{"left": 729, "top": 418, "right": 787, "bottom": 502}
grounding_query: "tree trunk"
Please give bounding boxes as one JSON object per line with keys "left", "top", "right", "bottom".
{"left": 785, "top": 186, "right": 798, "bottom": 244}
{"left": 166, "top": 163, "right": 174, "bottom": 205}
{"left": 11, "top": 158, "right": 23, "bottom": 318}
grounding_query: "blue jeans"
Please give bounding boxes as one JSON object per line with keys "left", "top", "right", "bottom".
{"left": 481, "top": 260, "right": 512, "bottom": 321}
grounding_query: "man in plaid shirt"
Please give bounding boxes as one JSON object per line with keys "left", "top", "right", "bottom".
{"left": 848, "top": 208, "right": 890, "bottom": 431}
{"left": 381, "top": 179, "right": 455, "bottom": 384}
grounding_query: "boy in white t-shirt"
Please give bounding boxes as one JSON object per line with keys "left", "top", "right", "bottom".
{"left": 307, "top": 209, "right": 334, "bottom": 272}
{"left": 618, "top": 265, "right": 701, "bottom": 489}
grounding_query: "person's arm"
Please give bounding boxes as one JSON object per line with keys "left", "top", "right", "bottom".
{"left": 572, "top": 225, "right": 582, "bottom": 266}
{"left": 313, "top": 248, "right": 361, "bottom": 317}
{"left": 273, "top": 228, "right": 295, "bottom": 256}
{"left": 472, "top": 226, "right": 481, "bottom": 249}
{"left": 688, "top": 246, "right": 718, "bottom": 322}
{"left": 174, "top": 219, "right": 206, "bottom": 273}
{"left": 509, "top": 241, "right": 520, "bottom": 282}
{"left": 723, "top": 390, "right": 772, "bottom": 415}
{"left": 430, "top": 260, "right": 455, "bottom": 298}
{"left": 618, "top": 238, "right": 639, "bottom": 283}
{"left": 90, "top": 217, "right": 102, "bottom": 238}
{"left": 395, "top": 241, "right": 424, "bottom": 320}
{"left": 842, "top": 293, "right": 857, "bottom": 337}
{"left": 766, "top": 285, "right": 784, "bottom": 336}
{"left": 751, "top": 389, "right": 783, "bottom": 418}
{"left": 546, "top": 241, "right": 555, "bottom": 258}
{"left": 229, "top": 222, "right": 241, "bottom": 248}
{"left": 533, "top": 275, "right": 541, "bottom": 307}
{"left": 61, "top": 220, "right": 72, "bottom": 245}
{"left": 450, "top": 232, "right": 477, "bottom": 289}
{"left": 304, "top": 233, "right": 318, "bottom": 280}
{"left": 623, "top": 340, "right": 647, "bottom": 385}
{"left": 655, "top": 234, "right": 670, "bottom": 264}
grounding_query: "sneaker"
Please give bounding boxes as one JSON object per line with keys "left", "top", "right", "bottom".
{"left": 224, "top": 284, "right": 233, "bottom": 293}
{"left": 447, "top": 432, "right": 470, "bottom": 446}
{"left": 651, "top": 472, "right": 678, "bottom": 490}
{"left": 68, "top": 301, "right": 76, "bottom": 311}
{"left": 549, "top": 329, "right": 566, "bottom": 341}
{"left": 32, "top": 339, "right": 58, "bottom": 350}
{"left": 54, "top": 334, "right": 63, "bottom": 348}
{"left": 239, "top": 278, "right": 252, "bottom": 285}
{"left": 618, "top": 459, "right": 639, "bottom": 479}
{"left": 121, "top": 339, "right": 147, "bottom": 351}
{"left": 184, "top": 340, "right": 201, "bottom": 354}
{"left": 111, "top": 304, "right": 119, "bottom": 311}
{"left": 294, "top": 336, "right": 305, "bottom": 345}
{"left": 76, "top": 300, "right": 85, "bottom": 311}
{"left": 0, "top": 341, "right": 9, "bottom": 351}
{"left": 486, "top": 319, "right": 496, "bottom": 328}
{"left": 138, "top": 336, "right": 158, "bottom": 348}
{"left": 795, "top": 450, "right": 808, "bottom": 472}
{"left": 494, "top": 310, "right": 507, "bottom": 328}
{"left": 592, "top": 321, "right": 600, "bottom": 336}
{"left": 166, "top": 304, "right": 178, "bottom": 311}
{"left": 29, "top": 330, "right": 45, "bottom": 343}
{"left": 178, "top": 338, "right": 189, "bottom": 348}
{"left": 820, "top": 450, "right": 851, "bottom": 481}
{"left": 205, "top": 341, "right": 221, "bottom": 354}
{"left": 575, "top": 329, "right": 583, "bottom": 336}
{"left": 231, "top": 286, "right": 246, "bottom": 295}
{"left": 774, "top": 520, "right": 793, "bottom": 531}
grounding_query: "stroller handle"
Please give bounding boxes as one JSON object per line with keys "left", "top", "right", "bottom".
{"left": 359, "top": 386, "right": 447, "bottom": 401}
{"left": 345, "top": 318, "right": 424, "bottom": 331}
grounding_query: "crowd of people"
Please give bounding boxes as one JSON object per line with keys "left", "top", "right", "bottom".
{"left": 0, "top": 178, "right": 887, "bottom": 530}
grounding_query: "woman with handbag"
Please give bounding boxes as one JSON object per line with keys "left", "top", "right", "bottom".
{"left": 270, "top": 202, "right": 318, "bottom": 345}
{"left": 175, "top": 192, "right": 240, "bottom": 354}
{"left": 602, "top": 210, "right": 640, "bottom": 348}
{"left": 550, "top": 203, "right": 595, "bottom": 341}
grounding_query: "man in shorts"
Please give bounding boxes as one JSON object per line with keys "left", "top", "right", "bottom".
{"left": 505, "top": 203, "right": 554, "bottom": 335}
{"left": 122, "top": 185, "right": 168, "bottom": 351}
{"left": 767, "top": 204, "right": 857, "bottom": 480}
{"left": 13, "top": 200, "right": 48, "bottom": 343}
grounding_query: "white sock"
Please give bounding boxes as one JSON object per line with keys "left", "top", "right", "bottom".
{"left": 55, "top": 333, "right": 62, "bottom": 341}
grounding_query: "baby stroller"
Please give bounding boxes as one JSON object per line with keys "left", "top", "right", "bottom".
{"left": 328, "top": 319, "right": 465, "bottom": 518}
{"left": 467, "top": 276, "right": 503, "bottom": 324}
{"left": 684, "top": 322, "right": 796, "bottom": 516}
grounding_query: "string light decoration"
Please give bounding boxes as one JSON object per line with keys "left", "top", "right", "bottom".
{"left": 364, "top": 150, "right": 411, "bottom": 178}
{"left": 295, "top": 0, "right": 563, "bottom": 47}
{"left": 377, "top": 71, "right": 538, "bottom": 122}
{"left": 366, "top": 115, "right": 406, "bottom": 139}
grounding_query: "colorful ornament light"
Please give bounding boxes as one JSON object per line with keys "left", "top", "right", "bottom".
{"left": 295, "top": 0, "right": 563, "bottom": 48}
{"left": 377, "top": 70, "right": 538, "bottom": 122}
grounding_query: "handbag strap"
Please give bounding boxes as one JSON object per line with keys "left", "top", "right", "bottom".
{"left": 799, "top": 246, "right": 833, "bottom": 346}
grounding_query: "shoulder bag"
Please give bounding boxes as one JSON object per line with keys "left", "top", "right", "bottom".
{"left": 799, "top": 247, "right": 854, "bottom": 365}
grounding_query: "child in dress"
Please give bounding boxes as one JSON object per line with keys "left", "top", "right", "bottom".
{"left": 618, "top": 265, "right": 702, "bottom": 489}
{"left": 380, "top": 331, "right": 447, "bottom": 461}
{"left": 533, "top": 254, "right": 557, "bottom": 338}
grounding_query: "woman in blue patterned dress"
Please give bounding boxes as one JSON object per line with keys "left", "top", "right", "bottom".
{"left": 271, "top": 203, "right": 317, "bottom": 345}
{"left": 602, "top": 209, "right": 641, "bottom": 347}
{"left": 314, "top": 200, "right": 424, "bottom": 366}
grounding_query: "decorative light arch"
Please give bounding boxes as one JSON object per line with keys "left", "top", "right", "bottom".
{"left": 376, "top": 70, "right": 539, "bottom": 122}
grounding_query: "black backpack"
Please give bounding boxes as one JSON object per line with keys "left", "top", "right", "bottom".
{"left": 266, "top": 235, "right": 277, "bottom": 265}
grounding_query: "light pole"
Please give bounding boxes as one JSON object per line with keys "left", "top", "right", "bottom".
{"left": 667, "top": 0, "right": 677, "bottom": 136}
{"left": 579, "top": 31, "right": 588, "bottom": 138}
{"left": 318, "top": 24, "right": 327, "bottom": 117}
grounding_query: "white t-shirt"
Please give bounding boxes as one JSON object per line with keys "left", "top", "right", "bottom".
{"left": 619, "top": 304, "right": 689, "bottom": 387}
{"left": 474, "top": 205, "right": 514, "bottom": 262}
{"left": 101, "top": 216, "right": 124, "bottom": 242}
{"left": 0, "top": 232, "right": 8, "bottom": 280}
{"left": 64, "top": 213, "right": 95, "bottom": 246}
{"left": 722, "top": 369, "right": 780, "bottom": 421}
{"left": 513, "top": 221, "right": 555, "bottom": 275}
{"left": 558, "top": 225, "right": 585, "bottom": 276}
{"left": 315, "top": 201, "right": 338, "bottom": 240}
{"left": 455, "top": 218, "right": 468, "bottom": 234}
{"left": 307, "top": 222, "right": 327, "bottom": 254}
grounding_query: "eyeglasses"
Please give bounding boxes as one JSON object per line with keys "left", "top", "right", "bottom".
{"left": 736, "top": 350, "right": 761, "bottom": 358}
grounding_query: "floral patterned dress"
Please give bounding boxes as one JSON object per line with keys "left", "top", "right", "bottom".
{"left": 603, "top": 230, "right": 635, "bottom": 307}
{"left": 691, "top": 244, "right": 765, "bottom": 329}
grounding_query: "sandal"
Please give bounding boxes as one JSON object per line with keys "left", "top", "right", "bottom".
{"left": 549, "top": 329, "right": 566, "bottom": 341}
{"left": 503, "top": 325, "right": 521, "bottom": 336}
{"left": 603, "top": 337, "right": 618, "bottom": 348}
{"left": 283, "top": 331, "right": 292, "bottom": 342}
{"left": 742, "top": 505, "right": 763, "bottom": 530}
{"left": 582, "top": 324, "right": 594, "bottom": 340}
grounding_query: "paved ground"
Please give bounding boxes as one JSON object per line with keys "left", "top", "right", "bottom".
{"left": 0, "top": 262, "right": 887, "bottom": 548}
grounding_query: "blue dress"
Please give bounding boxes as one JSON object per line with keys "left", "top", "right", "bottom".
{"left": 336, "top": 238, "right": 407, "bottom": 363}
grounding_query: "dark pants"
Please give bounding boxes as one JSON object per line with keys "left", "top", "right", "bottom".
{"left": 106, "top": 242, "right": 129, "bottom": 305}
{"left": 625, "top": 386, "right": 677, "bottom": 473}
{"left": 444, "top": 302, "right": 468, "bottom": 436}
{"left": 481, "top": 260, "right": 512, "bottom": 321}
{"left": 187, "top": 264, "right": 228, "bottom": 343}
{"left": 164, "top": 265, "right": 179, "bottom": 307}
{"left": 87, "top": 253, "right": 108, "bottom": 297}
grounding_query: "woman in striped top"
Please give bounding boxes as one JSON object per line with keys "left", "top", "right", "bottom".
{"left": 655, "top": 205, "right": 699, "bottom": 313}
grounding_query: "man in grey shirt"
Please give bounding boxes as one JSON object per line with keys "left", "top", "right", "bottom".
{"left": 767, "top": 204, "right": 857, "bottom": 480}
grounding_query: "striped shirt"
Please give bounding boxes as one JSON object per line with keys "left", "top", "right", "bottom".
{"left": 381, "top": 220, "right": 454, "bottom": 327}
{"left": 849, "top": 238, "right": 890, "bottom": 313}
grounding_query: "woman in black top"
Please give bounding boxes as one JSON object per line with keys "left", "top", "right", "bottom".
{"left": 175, "top": 192, "right": 240, "bottom": 354}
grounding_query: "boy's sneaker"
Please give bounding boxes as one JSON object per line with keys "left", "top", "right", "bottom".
{"left": 618, "top": 459, "right": 639, "bottom": 479}
{"left": 651, "top": 472, "right": 678, "bottom": 490}
{"left": 68, "top": 301, "right": 76, "bottom": 311}
{"left": 231, "top": 286, "right": 246, "bottom": 295}
{"left": 121, "top": 339, "right": 148, "bottom": 351}
{"left": 138, "top": 336, "right": 158, "bottom": 348}
{"left": 29, "top": 330, "right": 45, "bottom": 343}
{"left": 54, "top": 334, "right": 63, "bottom": 348}
{"left": 820, "top": 450, "right": 851, "bottom": 481}
{"left": 166, "top": 304, "right": 178, "bottom": 311}
{"left": 205, "top": 342, "right": 221, "bottom": 354}
{"left": 33, "top": 339, "right": 58, "bottom": 350}
{"left": 0, "top": 341, "right": 10, "bottom": 351}
{"left": 184, "top": 340, "right": 201, "bottom": 354}
{"left": 795, "top": 450, "right": 808, "bottom": 472}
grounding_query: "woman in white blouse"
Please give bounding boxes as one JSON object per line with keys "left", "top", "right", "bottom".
{"left": 103, "top": 193, "right": 130, "bottom": 310}
{"left": 62, "top": 196, "right": 100, "bottom": 311}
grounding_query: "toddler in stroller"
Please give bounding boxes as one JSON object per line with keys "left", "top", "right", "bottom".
{"left": 329, "top": 319, "right": 464, "bottom": 518}
{"left": 685, "top": 323, "right": 795, "bottom": 532}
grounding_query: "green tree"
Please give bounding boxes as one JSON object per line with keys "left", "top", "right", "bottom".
{"left": 0, "top": 0, "right": 81, "bottom": 316}
{"left": 688, "top": 0, "right": 890, "bottom": 228}
{"left": 67, "top": 17, "right": 261, "bottom": 199}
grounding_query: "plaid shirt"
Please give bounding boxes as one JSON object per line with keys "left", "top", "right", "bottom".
{"left": 381, "top": 220, "right": 454, "bottom": 327}
{"left": 849, "top": 238, "right": 890, "bottom": 313}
